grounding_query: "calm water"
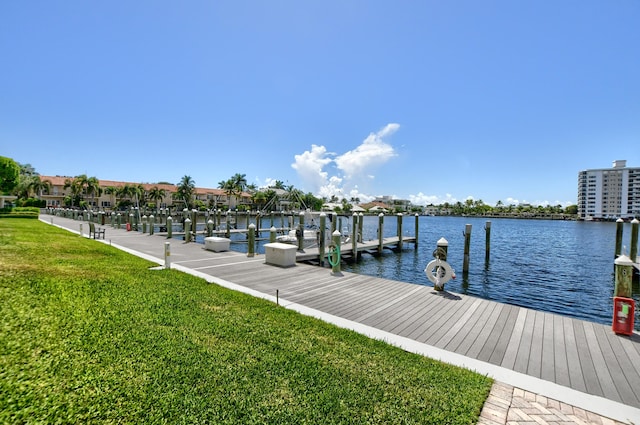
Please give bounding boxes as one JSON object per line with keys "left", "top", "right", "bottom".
{"left": 189, "top": 215, "right": 639, "bottom": 328}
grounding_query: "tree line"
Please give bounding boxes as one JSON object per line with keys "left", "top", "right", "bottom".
{"left": 1, "top": 156, "right": 577, "bottom": 216}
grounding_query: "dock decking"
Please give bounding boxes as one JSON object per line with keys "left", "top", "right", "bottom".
{"left": 46, "top": 216, "right": 640, "bottom": 421}
{"left": 295, "top": 236, "right": 416, "bottom": 262}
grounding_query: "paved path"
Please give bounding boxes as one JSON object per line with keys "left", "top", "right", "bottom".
{"left": 45, "top": 216, "right": 640, "bottom": 424}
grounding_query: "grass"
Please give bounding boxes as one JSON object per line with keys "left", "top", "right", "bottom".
{"left": 0, "top": 218, "right": 492, "bottom": 424}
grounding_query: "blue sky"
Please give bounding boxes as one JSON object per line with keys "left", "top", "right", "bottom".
{"left": 1, "top": 1, "right": 638, "bottom": 207}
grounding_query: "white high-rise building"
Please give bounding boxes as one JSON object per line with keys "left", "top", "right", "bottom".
{"left": 577, "top": 160, "right": 640, "bottom": 221}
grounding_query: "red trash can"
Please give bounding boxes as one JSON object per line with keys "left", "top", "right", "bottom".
{"left": 612, "top": 297, "right": 635, "bottom": 336}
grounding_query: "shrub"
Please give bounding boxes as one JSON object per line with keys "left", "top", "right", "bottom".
{"left": 16, "top": 198, "right": 46, "bottom": 208}
{"left": 0, "top": 207, "right": 39, "bottom": 219}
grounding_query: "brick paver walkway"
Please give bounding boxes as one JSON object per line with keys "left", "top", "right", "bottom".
{"left": 479, "top": 382, "right": 627, "bottom": 425}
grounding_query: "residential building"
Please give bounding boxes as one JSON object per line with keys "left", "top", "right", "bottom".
{"left": 39, "top": 176, "right": 252, "bottom": 211}
{"left": 577, "top": 160, "right": 640, "bottom": 220}
{"left": 373, "top": 196, "right": 412, "bottom": 212}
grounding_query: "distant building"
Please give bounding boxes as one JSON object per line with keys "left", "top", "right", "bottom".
{"left": 373, "top": 196, "right": 412, "bottom": 212}
{"left": 577, "top": 160, "right": 640, "bottom": 220}
{"left": 39, "top": 176, "right": 252, "bottom": 211}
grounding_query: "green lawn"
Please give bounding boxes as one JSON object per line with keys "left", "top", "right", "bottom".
{"left": 0, "top": 218, "right": 492, "bottom": 424}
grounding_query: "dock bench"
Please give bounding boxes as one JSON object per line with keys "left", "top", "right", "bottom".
{"left": 88, "top": 222, "right": 106, "bottom": 239}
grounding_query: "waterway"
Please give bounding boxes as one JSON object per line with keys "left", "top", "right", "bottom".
{"left": 194, "top": 215, "right": 639, "bottom": 329}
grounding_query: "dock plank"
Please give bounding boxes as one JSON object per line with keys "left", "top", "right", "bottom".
{"left": 488, "top": 305, "right": 520, "bottom": 366}
{"left": 514, "top": 308, "right": 536, "bottom": 375}
{"left": 444, "top": 300, "right": 492, "bottom": 353}
{"left": 561, "top": 316, "right": 586, "bottom": 392}
{"left": 431, "top": 297, "right": 483, "bottom": 349}
{"left": 573, "top": 320, "right": 604, "bottom": 397}
{"left": 541, "top": 311, "right": 556, "bottom": 382}
{"left": 463, "top": 303, "right": 504, "bottom": 359}
{"left": 583, "top": 321, "right": 617, "bottom": 400}
{"left": 593, "top": 324, "right": 638, "bottom": 406}
{"left": 478, "top": 304, "right": 514, "bottom": 363}
{"left": 500, "top": 308, "right": 528, "bottom": 370}
{"left": 419, "top": 296, "right": 476, "bottom": 345}
{"left": 367, "top": 289, "right": 443, "bottom": 332}
{"left": 527, "top": 311, "right": 544, "bottom": 378}
{"left": 400, "top": 293, "right": 460, "bottom": 340}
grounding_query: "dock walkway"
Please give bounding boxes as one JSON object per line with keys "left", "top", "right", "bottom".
{"left": 45, "top": 216, "right": 640, "bottom": 423}
{"left": 295, "top": 236, "right": 416, "bottom": 262}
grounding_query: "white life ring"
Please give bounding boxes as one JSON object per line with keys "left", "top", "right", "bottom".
{"left": 424, "top": 259, "right": 453, "bottom": 286}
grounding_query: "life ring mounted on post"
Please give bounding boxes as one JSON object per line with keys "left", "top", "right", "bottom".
{"left": 424, "top": 259, "right": 454, "bottom": 290}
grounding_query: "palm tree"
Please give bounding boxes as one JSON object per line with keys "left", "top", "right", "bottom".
{"left": 63, "top": 177, "right": 83, "bottom": 208}
{"left": 19, "top": 163, "right": 37, "bottom": 177}
{"left": 148, "top": 186, "right": 166, "bottom": 210}
{"left": 85, "top": 176, "right": 102, "bottom": 209}
{"left": 133, "top": 184, "right": 146, "bottom": 208}
{"left": 231, "top": 173, "right": 247, "bottom": 193}
{"left": 218, "top": 179, "right": 237, "bottom": 208}
{"left": 176, "top": 175, "right": 195, "bottom": 209}
{"left": 68, "top": 174, "right": 101, "bottom": 209}
{"left": 116, "top": 184, "right": 137, "bottom": 209}
{"left": 13, "top": 177, "right": 31, "bottom": 199}
{"left": 30, "top": 176, "right": 52, "bottom": 199}
{"left": 252, "top": 191, "right": 267, "bottom": 211}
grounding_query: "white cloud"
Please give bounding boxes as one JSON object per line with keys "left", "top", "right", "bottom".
{"left": 291, "top": 144, "right": 333, "bottom": 190}
{"left": 409, "top": 192, "right": 461, "bottom": 206}
{"left": 334, "top": 123, "right": 398, "bottom": 179}
{"left": 409, "top": 192, "right": 443, "bottom": 206}
{"left": 292, "top": 124, "right": 399, "bottom": 200}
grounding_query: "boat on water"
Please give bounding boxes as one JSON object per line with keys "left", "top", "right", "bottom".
{"left": 276, "top": 228, "right": 319, "bottom": 246}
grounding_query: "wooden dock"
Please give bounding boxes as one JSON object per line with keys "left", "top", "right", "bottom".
{"left": 295, "top": 236, "right": 416, "bottom": 262}
{"left": 45, "top": 216, "right": 640, "bottom": 420}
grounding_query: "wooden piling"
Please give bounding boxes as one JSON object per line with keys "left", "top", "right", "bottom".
{"left": 436, "top": 237, "right": 448, "bottom": 260}
{"left": 331, "top": 212, "right": 337, "bottom": 234}
{"left": 614, "top": 255, "right": 634, "bottom": 297}
{"left": 433, "top": 238, "right": 448, "bottom": 292}
{"left": 331, "top": 230, "right": 341, "bottom": 274}
{"left": 184, "top": 218, "right": 192, "bottom": 243}
{"left": 319, "top": 213, "right": 326, "bottom": 267}
{"left": 352, "top": 212, "right": 358, "bottom": 259}
{"left": 463, "top": 224, "right": 472, "bottom": 274}
{"left": 615, "top": 218, "right": 624, "bottom": 258}
{"left": 378, "top": 213, "right": 384, "bottom": 254}
{"left": 414, "top": 214, "right": 419, "bottom": 249}
{"left": 631, "top": 219, "right": 639, "bottom": 263}
{"left": 270, "top": 226, "right": 276, "bottom": 243}
{"left": 484, "top": 221, "right": 491, "bottom": 263}
{"left": 247, "top": 224, "right": 255, "bottom": 257}
{"left": 397, "top": 213, "right": 403, "bottom": 250}
{"left": 298, "top": 212, "right": 305, "bottom": 251}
